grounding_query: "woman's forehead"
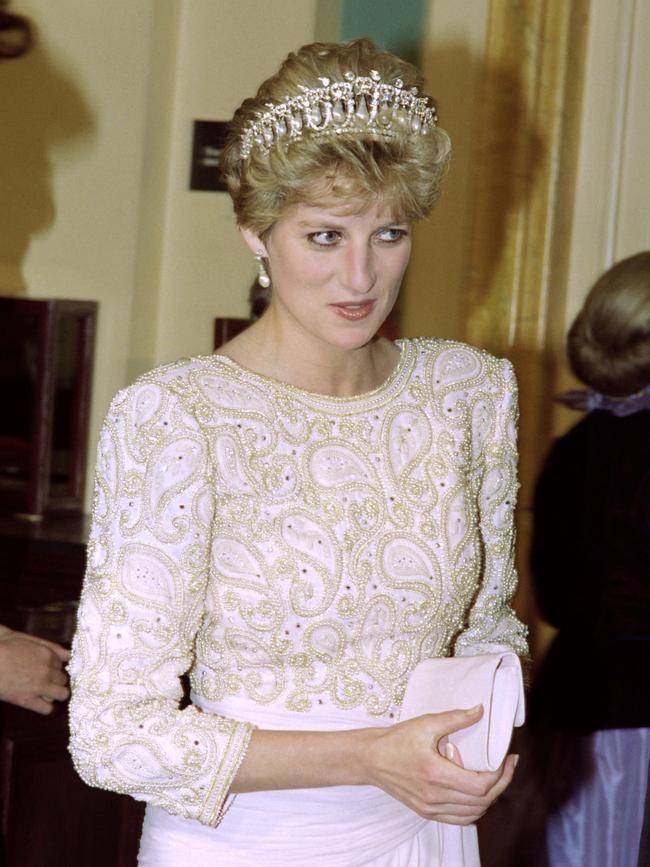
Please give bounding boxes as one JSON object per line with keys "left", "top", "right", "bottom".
{"left": 281, "top": 199, "right": 406, "bottom": 225}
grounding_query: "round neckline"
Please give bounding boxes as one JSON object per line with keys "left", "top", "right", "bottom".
{"left": 209, "top": 339, "right": 414, "bottom": 407}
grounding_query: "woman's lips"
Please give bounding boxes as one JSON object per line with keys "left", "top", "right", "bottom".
{"left": 330, "top": 300, "right": 376, "bottom": 321}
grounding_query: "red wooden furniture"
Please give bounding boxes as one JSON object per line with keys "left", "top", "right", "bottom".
{"left": 0, "top": 514, "right": 144, "bottom": 866}
{"left": 0, "top": 297, "right": 96, "bottom": 518}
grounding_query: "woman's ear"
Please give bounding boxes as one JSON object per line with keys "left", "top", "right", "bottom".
{"left": 239, "top": 225, "right": 268, "bottom": 258}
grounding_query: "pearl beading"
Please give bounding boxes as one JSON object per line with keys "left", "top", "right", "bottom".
{"left": 240, "top": 70, "right": 438, "bottom": 160}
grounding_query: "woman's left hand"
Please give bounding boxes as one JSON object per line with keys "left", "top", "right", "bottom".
{"left": 359, "top": 706, "right": 518, "bottom": 824}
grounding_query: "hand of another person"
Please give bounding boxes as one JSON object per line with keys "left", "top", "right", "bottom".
{"left": 0, "top": 626, "right": 70, "bottom": 714}
{"left": 364, "top": 705, "right": 518, "bottom": 825}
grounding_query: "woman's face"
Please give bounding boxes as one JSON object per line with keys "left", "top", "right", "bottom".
{"left": 241, "top": 201, "right": 411, "bottom": 353}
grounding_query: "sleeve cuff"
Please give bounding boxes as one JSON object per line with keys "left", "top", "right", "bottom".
{"left": 199, "top": 720, "right": 256, "bottom": 827}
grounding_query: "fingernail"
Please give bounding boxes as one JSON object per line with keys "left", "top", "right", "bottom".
{"left": 513, "top": 754, "right": 520, "bottom": 768}
{"left": 465, "top": 704, "right": 483, "bottom": 716}
{"left": 445, "top": 742, "right": 455, "bottom": 761}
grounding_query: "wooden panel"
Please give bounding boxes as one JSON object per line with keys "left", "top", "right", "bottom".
{"left": 0, "top": 514, "right": 88, "bottom": 615}
{"left": 0, "top": 298, "right": 97, "bottom": 517}
{"left": 0, "top": 514, "right": 144, "bottom": 865}
{"left": 0, "top": 704, "right": 143, "bottom": 867}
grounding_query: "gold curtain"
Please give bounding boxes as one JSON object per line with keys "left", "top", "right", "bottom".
{"left": 462, "top": 0, "right": 590, "bottom": 657}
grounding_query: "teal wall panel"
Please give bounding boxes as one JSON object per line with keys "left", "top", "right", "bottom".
{"left": 340, "top": 0, "right": 426, "bottom": 64}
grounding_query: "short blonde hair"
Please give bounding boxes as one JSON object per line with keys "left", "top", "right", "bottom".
{"left": 567, "top": 251, "right": 650, "bottom": 396}
{"left": 221, "top": 38, "right": 451, "bottom": 235}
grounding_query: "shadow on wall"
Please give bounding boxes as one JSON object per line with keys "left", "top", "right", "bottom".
{"left": 398, "top": 39, "right": 480, "bottom": 342}
{"left": 407, "top": 39, "right": 555, "bottom": 659}
{"left": 462, "top": 62, "right": 545, "bottom": 345}
{"left": 402, "top": 42, "right": 544, "bottom": 345}
{"left": 0, "top": 18, "right": 94, "bottom": 292}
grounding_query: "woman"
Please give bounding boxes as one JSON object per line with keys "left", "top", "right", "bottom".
{"left": 527, "top": 252, "right": 650, "bottom": 867}
{"left": 68, "top": 39, "right": 527, "bottom": 866}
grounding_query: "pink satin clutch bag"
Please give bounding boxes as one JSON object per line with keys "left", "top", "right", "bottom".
{"left": 400, "top": 651, "right": 525, "bottom": 771}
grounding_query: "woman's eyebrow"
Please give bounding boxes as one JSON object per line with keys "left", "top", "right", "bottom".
{"left": 296, "top": 218, "right": 408, "bottom": 230}
{"left": 297, "top": 220, "right": 345, "bottom": 229}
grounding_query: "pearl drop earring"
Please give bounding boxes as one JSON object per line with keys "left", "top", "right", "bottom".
{"left": 255, "top": 250, "right": 271, "bottom": 289}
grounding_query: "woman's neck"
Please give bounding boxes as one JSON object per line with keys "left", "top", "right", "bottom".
{"left": 216, "top": 316, "right": 399, "bottom": 397}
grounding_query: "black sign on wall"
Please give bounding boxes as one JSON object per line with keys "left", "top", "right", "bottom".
{"left": 189, "top": 120, "right": 228, "bottom": 192}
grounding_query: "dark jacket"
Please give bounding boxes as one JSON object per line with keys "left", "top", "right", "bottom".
{"left": 529, "top": 409, "right": 650, "bottom": 731}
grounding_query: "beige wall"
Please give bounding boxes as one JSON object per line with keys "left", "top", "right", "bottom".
{"left": 564, "top": 0, "right": 650, "bottom": 328}
{"left": 4, "top": 0, "right": 319, "bottom": 507}
{"left": 3, "top": 0, "right": 649, "bottom": 524}
{"left": 401, "top": 0, "right": 490, "bottom": 341}
{"left": 151, "top": 2, "right": 322, "bottom": 375}
{"left": 3, "top": 0, "right": 154, "bottom": 450}
{"left": 404, "top": 0, "right": 650, "bottom": 407}
{"left": 398, "top": 0, "right": 650, "bottom": 656}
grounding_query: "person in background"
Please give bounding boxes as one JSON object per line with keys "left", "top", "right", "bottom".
{"left": 528, "top": 251, "right": 650, "bottom": 867}
{"left": 0, "top": 624, "right": 69, "bottom": 714}
{"left": 68, "top": 38, "right": 527, "bottom": 866}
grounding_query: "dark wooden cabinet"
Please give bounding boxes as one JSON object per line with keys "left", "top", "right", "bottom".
{"left": 0, "top": 514, "right": 144, "bottom": 867}
{"left": 0, "top": 298, "right": 97, "bottom": 518}
{"left": 0, "top": 703, "right": 144, "bottom": 867}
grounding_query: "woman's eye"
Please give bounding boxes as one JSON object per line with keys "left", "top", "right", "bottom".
{"left": 309, "top": 231, "right": 340, "bottom": 247}
{"left": 377, "top": 227, "right": 408, "bottom": 243}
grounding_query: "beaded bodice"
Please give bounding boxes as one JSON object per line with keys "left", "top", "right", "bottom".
{"left": 69, "top": 338, "right": 527, "bottom": 825}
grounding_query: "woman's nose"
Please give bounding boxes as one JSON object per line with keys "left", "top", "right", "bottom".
{"left": 342, "top": 244, "right": 376, "bottom": 294}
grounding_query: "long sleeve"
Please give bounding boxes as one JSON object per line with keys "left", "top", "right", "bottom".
{"left": 68, "top": 378, "right": 253, "bottom": 826}
{"left": 454, "top": 358, "right": 529, "bottom": 657}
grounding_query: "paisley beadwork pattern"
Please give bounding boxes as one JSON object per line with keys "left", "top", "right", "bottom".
{"left": 68, "top": 338, "right": 528, "bottom": 825}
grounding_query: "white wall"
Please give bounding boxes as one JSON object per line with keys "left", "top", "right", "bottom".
{"left": 565, "top": 0, "right": 650, "bottom": 327}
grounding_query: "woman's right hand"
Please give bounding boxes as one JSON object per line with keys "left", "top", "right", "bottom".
{"left": 362, "top": 705, "right": 518, "bottom": 825}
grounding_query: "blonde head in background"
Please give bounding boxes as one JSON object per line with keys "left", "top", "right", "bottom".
{"left": 568, "top": 251, "right": 650, "bottom": 397}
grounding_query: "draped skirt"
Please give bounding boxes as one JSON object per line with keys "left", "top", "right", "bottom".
{"left": 137, "top": 696, "right": 480, "bottom": 867}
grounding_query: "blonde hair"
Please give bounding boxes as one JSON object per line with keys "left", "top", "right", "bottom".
{"left": 221, "top": 38, "right": 451, "bottom": 235}
{"left": 567, "top": 251, "right": 650, "bottom": 396}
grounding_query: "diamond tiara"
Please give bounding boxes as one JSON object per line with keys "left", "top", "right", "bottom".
{"left": 239, "top": 69, "right": 438, "bottom": 161}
